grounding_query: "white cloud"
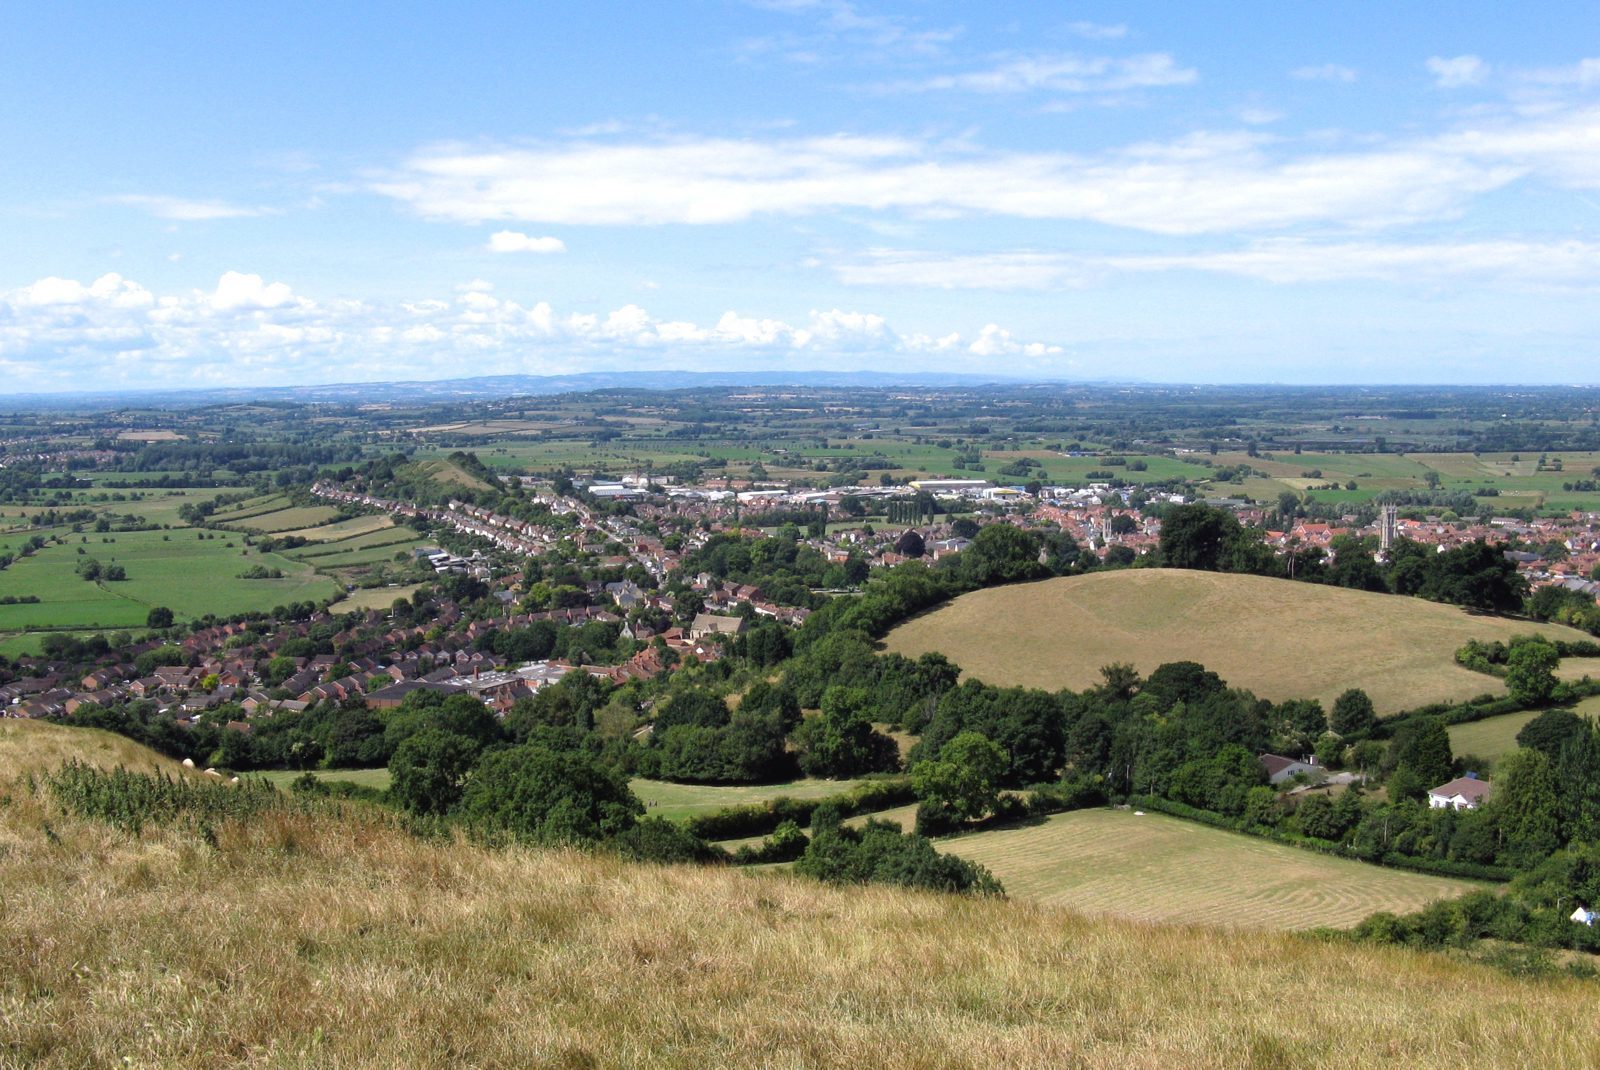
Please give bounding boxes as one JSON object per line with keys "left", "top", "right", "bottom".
{"left": 1428, "top": 54, "right": 1488, "bottom": 88}
{"left": 895, "top": 52, "right": 1196, "bottom": 94}
{"left": 833, "top": 239, "right": 1600, "bottom": 290}
{"left": 1063, "top": 21, "right": 1127, "bottom": 41}
{"left": 1291, "top": 63, "right": 1358, "bottom": 83}
{"left": 486, "top": 230, "right": 567, "bottom": 253}
{"left": 374, "top": 129, "right": 1519, "bottom": 235}
{"left": 208, "top": 271, "right": 301, "bottom": 311}
{"left": 110, "top": 195, "right": 272, "bottom": 221}
{"left": 0, "top": 270, "right": 1062, "bottom": 390}
{"left": 1521, "top": 57, "right": 1600, "bottom": 87}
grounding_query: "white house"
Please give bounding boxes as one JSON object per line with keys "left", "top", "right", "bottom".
{"left": 1427, "top": 776, "right": 1492, "bottom": 810}
{"left": 1571, "top": 906, "right": 1596, "bottom": 927}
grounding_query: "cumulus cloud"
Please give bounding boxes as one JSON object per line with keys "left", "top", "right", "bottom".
{"left": 1428, "top": 54, "right": 1488, "bottom": 88}
{"left": 1291, "top": 63, "right": 1358, "bottom": 83}
{"left": 0, "top": 271, "right": 1062, "bottom": 391}
{"left": 486, "top": 230, "right": 567, "bottom": 253}
{"left": 110, "top": 195, "right": 272, "bottom": 221}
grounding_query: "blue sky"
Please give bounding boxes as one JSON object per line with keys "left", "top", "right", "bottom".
{"left": 3, "top": 0, "right": 1599, "bottom": 391}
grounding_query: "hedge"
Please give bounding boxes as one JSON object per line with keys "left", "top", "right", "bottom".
{"left": 1125, "top": 795, "right": 1512, "bottom": 883}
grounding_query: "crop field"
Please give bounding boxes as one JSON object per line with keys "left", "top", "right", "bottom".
{"left": 330, "top": 584, "right": 423, "bottom": 613}
{"left": 1558, "top": 657, "right": 1600, "bottom": 683}
{"left": 0, "top": 529, "right": 337, "bottom": 630}
{"left": 884, "top": 569, "right": 1591, "bottom": 714}
{"left": 940, "top": 809, "right": 1483, "bottom": 931}
{"left": 631, "top": 776, "right": 871, "bottom": 821}
{"left": 225, "top": 505, "right": 343, "bottom": 532}
{"left": 271, "top": 514, "right": 394, "bottom": 542}
{"left": 208, "top": 494, "right": 291, "bottom": 521}
{"left": 283, "top": 525, "right": 424, "bottom": 556}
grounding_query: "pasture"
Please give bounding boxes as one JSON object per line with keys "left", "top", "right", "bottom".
{"left": 256, "top": 767, "right": 393, "bottom": 791}
{"left": 1451, "top": 695, "right": 1600, "bottom": 765}
{"left": 939, "top": 808, "right": 1483, "bottom": 931}
{"left": 0, "top": 529, "right": 337, "bottom": 630}
{"left": 884, "top": 569, "right": 1591, "bottom": 714}
{"left": 630, "top": 776, "right": 870, "bottom": 821}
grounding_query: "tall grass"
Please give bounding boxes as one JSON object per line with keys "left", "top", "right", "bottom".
{"left": 5, "top": 760, "right": 1600, "bottom": 1068}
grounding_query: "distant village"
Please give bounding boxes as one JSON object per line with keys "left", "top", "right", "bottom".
{"left": 3, "top": 464, "right": 1598, "bottom": 729}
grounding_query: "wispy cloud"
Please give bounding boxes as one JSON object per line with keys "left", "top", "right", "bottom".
{"left": 832, "top": 239, "right": 1600, "bottom": 289}
{"left": 891, "top": 52, "right": 1196, "bottom": 94}
{"left": 1291, "top": 63, "right": 1358, "bottom": 83}
{"left": 1427, "top": 54, "right": 1488, "bottom": 88}
{"left": 109, "top": 194, "right": 274, "bottom": 221}
{"left": 1063, "top": 21, "right": 1127, "bottom": 41}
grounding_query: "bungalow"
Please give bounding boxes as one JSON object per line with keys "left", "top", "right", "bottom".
{"left": 1428, "top": 776, "right": 1492, "bottom": 810}
{"left": 1259, "top": 753, "right": 1319, "bottom": 785}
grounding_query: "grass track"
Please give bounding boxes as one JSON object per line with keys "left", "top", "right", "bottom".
{"left": 884, "top": 569, "right": 1590, "bottom": 714}
{"left": 939, "top": 809, "right": 1483, "bottom": 931}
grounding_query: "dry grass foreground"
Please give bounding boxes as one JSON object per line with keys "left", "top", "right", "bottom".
{"left": 884, "top": 569, "right": 1591, "bottom": 713}
{"left": 4, "top": 780, "right": 1600, "bottom": 1068}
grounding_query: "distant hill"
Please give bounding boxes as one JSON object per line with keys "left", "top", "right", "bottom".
{"left": 884, "top": 568, "right": 1592, "bottom": 714}
{"left": 4, "top": 760, "right": 1597, "bottom": 1067}
{"left": 7, "top": 369, "right": 1093, "bottom": 409}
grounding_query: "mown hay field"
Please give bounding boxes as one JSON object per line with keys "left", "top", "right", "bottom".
{"left": 5, "top": 754, "right": 1599, "bottom": 1069}
{"left": 884, "top": 569, "right": 1590, "bottom": 713}
{"left": 939, "top": 809, "right": 1482, "bottom": 931}
{"left": 228, "top": 505, "right": 343, "bottom": 533}
{"left": 271, "top": 514, "right": 394, "bottom": 542}
{"left": 328, "top": 583, "right": 424, "bottom": 613}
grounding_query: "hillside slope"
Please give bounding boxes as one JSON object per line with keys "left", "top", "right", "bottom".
{"left": 885, "top": 568, "right": 1589, "bottom": 713}
{"left": 3, "top": 752, "right": 1598, "bottom": 1067}
{"left": 0, "top": 718, "right": 188, "bottom": 776}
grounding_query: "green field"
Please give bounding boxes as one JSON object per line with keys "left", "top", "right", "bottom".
{"left": 227, "top": 505, "right": 342, "bottom": 533}
{"left": 939, "top": 809, "right": 1483, "bottom": 931}
{"left": 0, "top": 529, "right": 337, "bottom": 630}
{"left": 630, "top": 776, "right": 871, "bottom": 821}
{"left": 1449, "top": 695, "right": 1600, "bottom": 764}
{"left": 884, "top": 569, "right": 1591, "bottom": 714}
{"left": 256, "top": 768, "right": 392, "bottom": 790}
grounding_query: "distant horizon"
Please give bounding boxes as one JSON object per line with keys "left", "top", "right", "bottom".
{"left": 7, "top": 368, "right": 1600, "bottom": 406}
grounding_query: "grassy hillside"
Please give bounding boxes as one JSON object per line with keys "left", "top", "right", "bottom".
{"left": 938, "top": 809, "right": 1481, "bottom": 931}
{"left": 4, "top": 773, "right": 1600, "bottom": 1067}
{"left": 885, "top": 569, "right": 1590, "bottom": 713}
{"left": 0, "top": 718, "right": 188, "bottom": 776}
